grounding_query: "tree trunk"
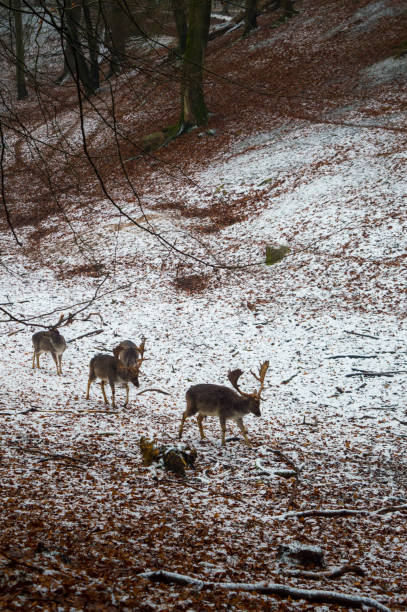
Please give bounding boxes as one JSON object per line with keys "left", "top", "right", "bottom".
{"left": 243, "top": 0, "right": 258, "bottom": 36}
{"left": 103, "top": 1, "right": 129, "bottom": 77}
{"left": 279, "top": 0, "right": 295, "bottom": 17}
{"left": 180, "top": 0, "right": 212, "bottom": 129}
{"left": 63, "top": 0, "right": 94, "bottom": 96}
{"left": 13, "top": 0, "right": 28, "bottom": 99}
{"left": 82, "top": 0, "right": 100, "bottom": 90}
{"left": 171, "top": 0, "right": 188, "bottom": 56}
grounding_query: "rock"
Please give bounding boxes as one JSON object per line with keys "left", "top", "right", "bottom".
{"left": 276, "top": 542, "right": 326, "bottom": 569}
{"left": 265, "top": 245, "right": 290, "bottom": 265}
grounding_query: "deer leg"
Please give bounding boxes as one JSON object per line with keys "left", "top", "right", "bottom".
{"left": 36, "top": 353, "right": 40, "bottom": 369}
{"left": 178, "top": 412, "right": 187, "bottom": 439}
{"left": 86, "top": 378, "right": 92, "bottom": 400}
{"left": 236, "top": 418, "right": 251, "bottom": 446}
{"left": 197, "top": 414, "right": 207, "bottom": 440}
{"left": 219, "top": 416, "right": 227, "bottom": 446}
{"left": 32, "top": 352, "right": 36, "bottom": 369}
{"left": 109, "top": 381, "right": 116, "bottom": 409}
{"left": 101, "top": 381, "right": 109, "bottom": 405}
{"left": 124, "top": 384, "right": 129, "bottom": 406}
{"left": 51, "top": 352, "right": 59, "bottom": 375}
{"left": 58, "top": 355, "right": 63, "bottom": 375}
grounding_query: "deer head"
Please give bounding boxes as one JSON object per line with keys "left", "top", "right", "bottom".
{"left": 227, "top": 361, "right": 269, "bottom": 414}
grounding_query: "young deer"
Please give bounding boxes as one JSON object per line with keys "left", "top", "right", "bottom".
{"left": 179, "top": 361, "right": 269, "bottom": 446}
{"left": 86, "top": 339, "right": 145, "bottom": 408}
{"left": 32, "top": 329, "right": 67, "bottom": 375}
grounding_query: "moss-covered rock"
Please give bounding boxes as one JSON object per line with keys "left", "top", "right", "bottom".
{"left": 141, "top": 131, "right": 167, "bottom": 153}
{"left": 265, "top": 244, "right": 290, "bottom": 265}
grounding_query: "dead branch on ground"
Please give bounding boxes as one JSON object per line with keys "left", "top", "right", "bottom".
{"left": 326, "top": 354, "right": 377, "bottom": 360}
{"left": 344, "top": 330, "right": 379, "bottom": 340}
{"left": 346, "top": 368, "right": 407, "bottom": 378}
{"left": 136, "top": 388, "right": 171, "bottom": 396}
{"left": 139, "top": 570, "right": 391, "bottom": 611}
{"left": 281, "top": 563, "right": 366, "bottom": 580}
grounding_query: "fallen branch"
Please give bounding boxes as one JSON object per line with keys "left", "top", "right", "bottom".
{"left": 0, "top": 549, "right": 43, "bottom": 573}
{"left": 282, "top": 505, "right": 407, "bottom": 520}
{"left": 136, "top": 388, "right": 171, "bottom": 396}
{"left": 139, "top": 570, "right": 391, "bottom": 611}
{"left": 12, "top": 446, "right": 89, "bottom": 464}
{"left": 286, "top": 508, "right": 368, "bottom": 519}
{"left": 267, "top": 447, "right": 301, "bottom": 474}
{"left": 326, "top": 355, "right": 377, "bottom": 360}
{"left": 344, "top": 330, "right": 379, "bottom": 340}
{"left": 281, "top": 372, "right": 298, "bottom": 384}
{"left": 393, "top": 417, "right": 407, "bottom": 426}
{"left": 282, "top": 564, "right": 366, "bottom": 580}
{"left": 346, "top": 368, "right": 407, "bottom": 378}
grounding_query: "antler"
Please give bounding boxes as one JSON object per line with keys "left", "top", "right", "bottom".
{"left": 228, "top": 368, "right": 256, "bottom": 398}
{"left": 250, "top": 360, "right": 269, "bottom": 399}
{"left": 50, "top": 312, "right": 70, "bottom": 330}
{"left": 134, "top": 338, "right": 146, "bottom": 373}
{"left": 228, "top": 361, "right": 269, "bottom": 399}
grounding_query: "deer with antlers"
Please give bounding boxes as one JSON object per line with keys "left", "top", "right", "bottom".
{"left": 32, "top": 314, "right": 67, "bottom": 375}
{"left": 178, "top": 361, "right": 269, "bottom": 446}
{"left": 113, "top": 340, "right": 140, "bottom": 369}
{"left": 86, "top": 339, "right": 146, "bottom": 408}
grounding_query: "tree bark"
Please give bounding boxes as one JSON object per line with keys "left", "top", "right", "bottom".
{"left": 82, "top": 0, "right": 100, "bottom": 91}
{"left": 103, "top": 1, "right": 129, "bottom": 77}
{"left": 62, "top": 0, "right": 94, "bottom": 96}
{"left": 171, "top": 0, "right": 188, "bottom": 56}
{"left": 279, "top": 0, "right": 295, "bottom": 17}
{"left": 243, "top": 0, "right": 258, "bottom": 36}
{"left": 180, "top": 0, "right": 212, "bottom": 129}
{"left": 13, "top": 0, "right": 28, "bottom": 99}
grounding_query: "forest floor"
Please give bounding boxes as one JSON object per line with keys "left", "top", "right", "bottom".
{"left": 0, "top": 0, "right": 407, "bottom": 610}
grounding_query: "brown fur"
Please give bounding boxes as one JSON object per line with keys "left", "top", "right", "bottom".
{"left": 86, "top": 353, "right": 140, "bottom": 408}
{"left": 178, "top": 383, "right": 261, "bottom": 446}
{"left": 32, "top": 329, "right": 66, "bottom": 375}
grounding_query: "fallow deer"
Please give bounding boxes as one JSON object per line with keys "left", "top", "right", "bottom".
{"left": 86, "top": 339, "right": 146, "bottom": 408}
{"left": 32, "top": 328, "right": 66, "bottom": 375}
{"left": 178, "top": 361, "right": 269, "bottom": 446}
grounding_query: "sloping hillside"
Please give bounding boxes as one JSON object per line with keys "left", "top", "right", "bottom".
{"left": 0, "top": 1, "right": 406, "bottom": 610}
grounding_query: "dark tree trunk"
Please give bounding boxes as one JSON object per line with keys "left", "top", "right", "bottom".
{"left": 180, "top": 0, "right": 212, "bottom": 129}
{"left": 13, "top": 0, "right": 28, "bottom": 99}
{"left": 280, "top": 0, "right": 295, "bottom": 17}
{"left": 243, "top": 0, "right": 258, "bottom": 36}
{"left": 103, "top": 1, "right": 128, "bottom": 77}
{"left": 82, "top": 0, "right": 100, "bottom": 91}
{"left": 171, "top": 0, "right": 188, "bottom": 56}
{"left": 63, "top": 0, "right": 94, "bottom": 96}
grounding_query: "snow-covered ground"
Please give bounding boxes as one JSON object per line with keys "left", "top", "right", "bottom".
{"left": 1, "top": 113, "right": 406, "bottom": 609}
{"left": 1, "top": 0, "right": 407, "bottom": 609}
